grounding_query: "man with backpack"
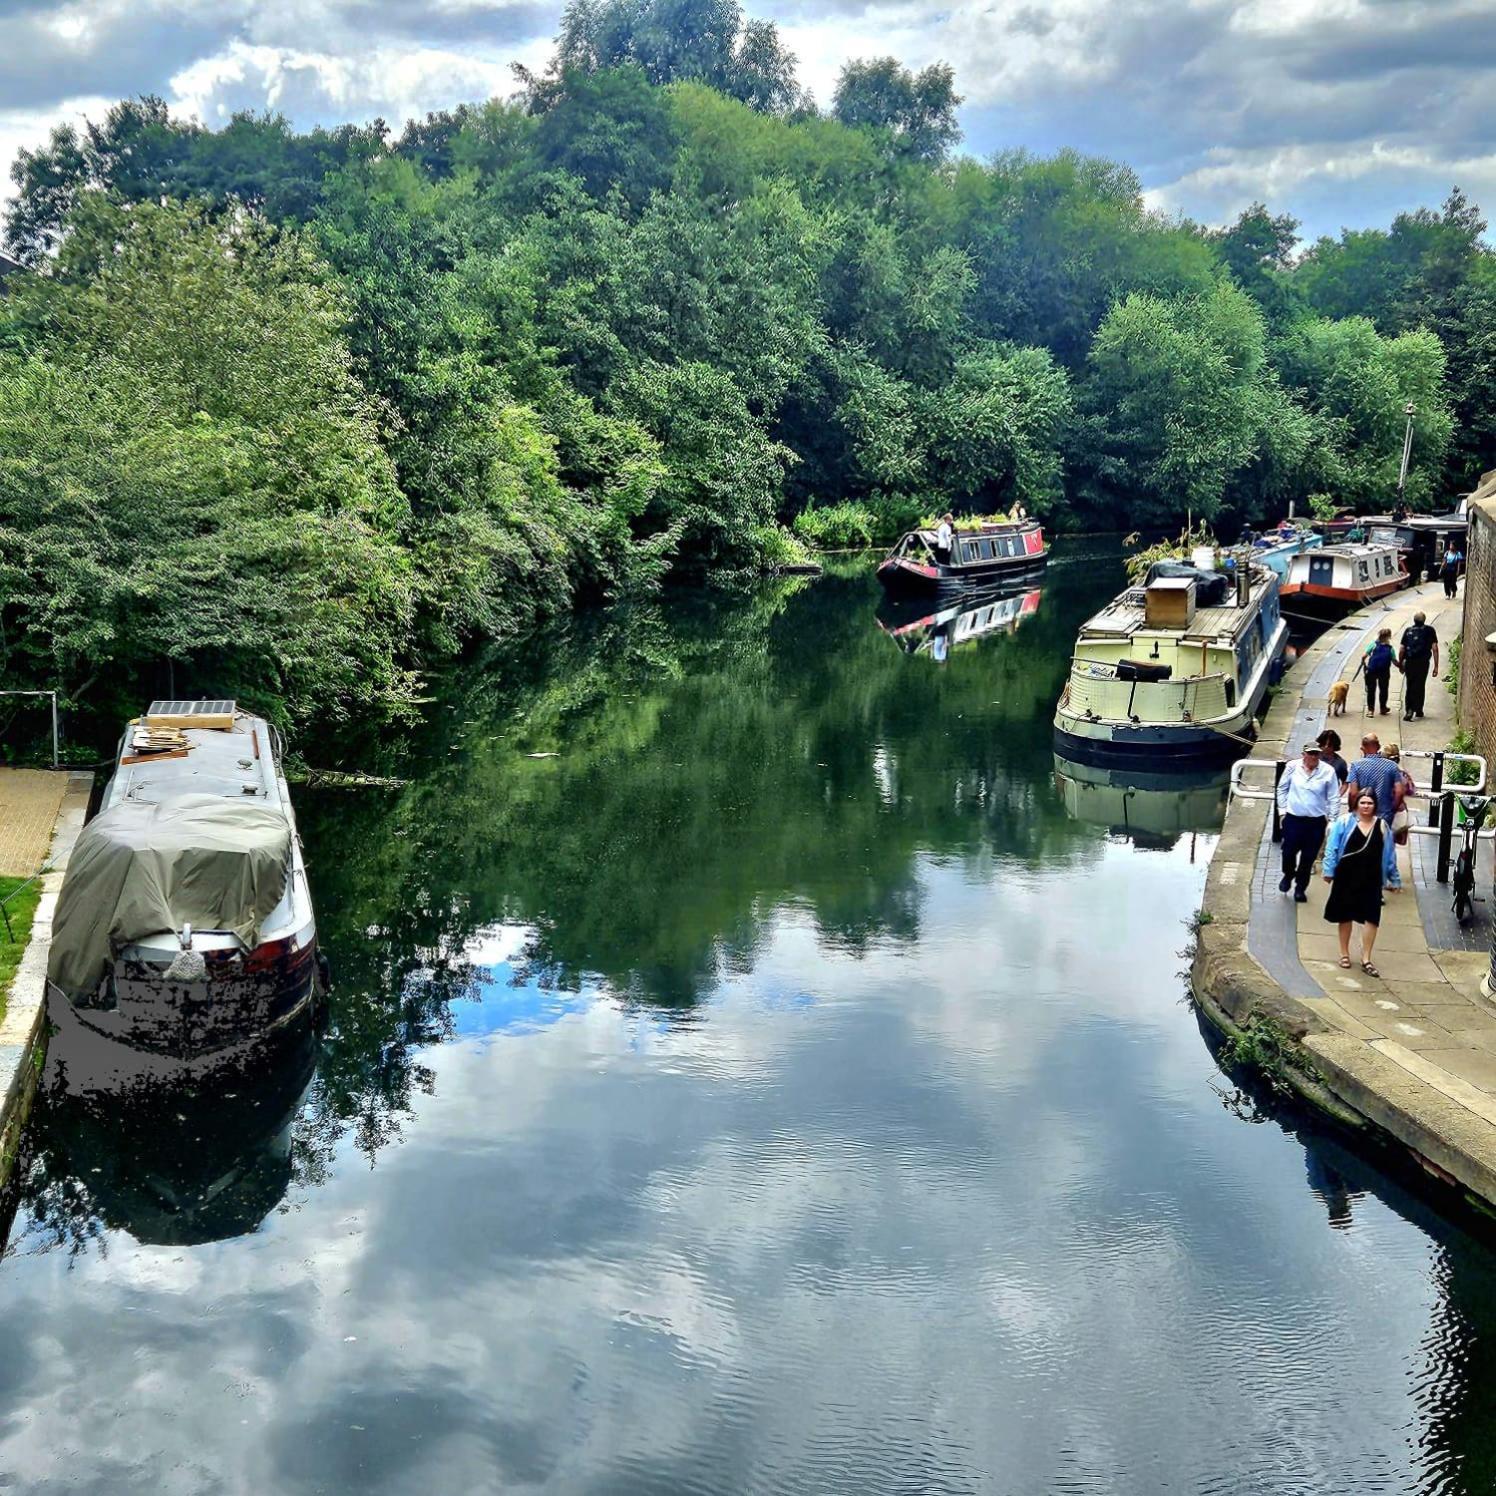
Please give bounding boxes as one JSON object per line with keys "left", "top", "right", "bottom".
{"left": 1398, "top": 612, "right": 1439, "bottom": 720}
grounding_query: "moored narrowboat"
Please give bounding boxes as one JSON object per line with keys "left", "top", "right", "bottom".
{"left": 1246, "top": 524, "right": 1322, "bottom": 579}
{"left": 46, "top": 700, "right": 326, "bottom": 1082}
{"left": 1052, "top": 558, "right": 1288, "bottom": 766}
{"left": 1279, "top": 542, "right": 1407, "bottom": 620}
{"left": 877, "top": 518, "right": 1048, "bottom": 596}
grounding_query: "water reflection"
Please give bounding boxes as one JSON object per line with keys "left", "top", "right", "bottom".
{"left": 1052, "top": 752, "right": 1233, "bottom": 848}
{"left": 13, "top": 1030, "right": 315, "bottom": 1251}
{"left": 7, "top": 548, "right": 1496, "bottom": 1493}
{"left": 877, "top": 585, "right": 1043, "bottom": 661}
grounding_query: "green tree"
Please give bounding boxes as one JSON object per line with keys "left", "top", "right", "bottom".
{"left": 831, "top": 58, "right": 962, "bottom": 163}
{"left": 0, "top": 202, "right": 414, "bottom": 724}
{"left": 1080, "top": 281, "right": 1284, "bottom": 524}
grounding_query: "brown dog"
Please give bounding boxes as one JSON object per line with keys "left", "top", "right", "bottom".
{"left": 1328, "top": 679, "right": 1350, "bottom": 716}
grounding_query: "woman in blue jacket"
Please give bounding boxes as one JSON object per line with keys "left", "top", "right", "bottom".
{"left": 1323, "top": 790, "right": 1402, "bottom": 976}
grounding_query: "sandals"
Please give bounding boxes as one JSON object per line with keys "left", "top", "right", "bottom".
{"left": 1338, "top": 956, "right": 1352, "bottom": 969}
{"left": 1362, "top": 961, "right": 1380, "bottom": 977}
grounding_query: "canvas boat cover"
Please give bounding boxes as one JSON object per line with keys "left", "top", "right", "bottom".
{"left": 48, "top": 794, "right": 292, "bottom": 1000}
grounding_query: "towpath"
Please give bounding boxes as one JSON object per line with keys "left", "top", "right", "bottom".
{"left": 1196, "top": 579, "right": 1496, "bottom": 1209}
{"left": 0, "top": 769, "right": 70, "bottom": 877}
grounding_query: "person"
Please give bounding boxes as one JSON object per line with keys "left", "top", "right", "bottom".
{"left": 1316, "top": 728, "right": 1349, "bottom": 786}
{"left": 1398, "top": 611, "right": 1439, "bottom": 720}
{"left": 1384, "top": 743, "right": 1417, "bottom": 845}
{"left": 935, "top": 513, "right": 955, "bottom": 566}
{"left": 1323, "top": 789, "right": 1401, "bottom": 976}
{"left": 1441, "top": 544, "right": 1464, "bottom": 599}
{"left": 1276, "top": 742, "right": 1342, "bottom": 900}
{"left": 1359, "top": 628, "right": 1398, "bottom": 716}
{"left": 1346, "top": 733, "right": 1404, "bottom": 825}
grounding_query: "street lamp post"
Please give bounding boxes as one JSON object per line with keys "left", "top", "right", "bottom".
{"left": 1396, "top": 401, "right": 1416, "bottom": 512}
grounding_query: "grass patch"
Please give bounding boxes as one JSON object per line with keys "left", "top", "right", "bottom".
{"left": 1216, "top": 1015, "right": 1316, "bottom": 1098}
{"left": 0, "top": 875, "right": 44, "bottom": 1027}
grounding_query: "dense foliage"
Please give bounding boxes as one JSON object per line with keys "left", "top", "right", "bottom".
{"left": 2, "top": 0, "right": 1493, "bottom": 722}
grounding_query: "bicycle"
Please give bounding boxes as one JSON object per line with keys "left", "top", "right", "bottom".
{"left": 1452, "top": 794, "right": 1491, "bottom": 925}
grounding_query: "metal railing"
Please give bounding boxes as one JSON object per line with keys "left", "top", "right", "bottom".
{"left": 1230, "top": 751, "right": 1490, "bottom": 883}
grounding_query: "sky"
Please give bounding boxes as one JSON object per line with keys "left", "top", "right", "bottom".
{"left": 1, "top": 0, "right": 1491, "bottom": 244}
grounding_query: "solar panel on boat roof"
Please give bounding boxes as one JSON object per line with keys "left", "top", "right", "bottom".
{"left": 145, "top": 699, "right": 238, "bottom": 731}
{"left": 148, "top": 700, "right": 235, "bottom": 716}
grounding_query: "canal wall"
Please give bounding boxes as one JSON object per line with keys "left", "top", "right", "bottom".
{"left": 1193, "top": 582, "right": 1496, "bottom": 1213}
{"left": 0, "top": 772, "right": 92, "bottom": 1193}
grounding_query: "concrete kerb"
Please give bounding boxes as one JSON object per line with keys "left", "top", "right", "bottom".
{"left": 0, "top": 771, "right": 91, "bottom": 1193}
{"left": 1189, "top": 585, "right": 1496, "bottom": 1207}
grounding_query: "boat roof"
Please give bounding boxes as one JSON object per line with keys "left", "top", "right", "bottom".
{"left": 910, "top": 518, "right": 1038, "bottom": 537}
{"left": 1076, "top": 567, "right": 1276, "bottom": 645}
{"left": 106, "top": 711, "right": 289, "bottom": 818}
{"left": 1308, "top": 542, "right": 1400, "bottom": 558}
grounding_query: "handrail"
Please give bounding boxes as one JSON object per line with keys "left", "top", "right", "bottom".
{"left": 1231, "top": 752, "right": 1487, "bottom": 800}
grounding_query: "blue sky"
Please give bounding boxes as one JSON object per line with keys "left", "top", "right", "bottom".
{"left": 2, "top": 0, "right": 1491, "bottom": 244}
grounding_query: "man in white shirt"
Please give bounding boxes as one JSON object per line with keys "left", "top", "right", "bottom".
{"left": 935, "top": 514, "right": 955, "bottom": 565}
{"left": 1276, "top": 742, "right": 1342, "bottom": 901}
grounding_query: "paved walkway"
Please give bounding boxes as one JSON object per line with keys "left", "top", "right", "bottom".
{"left": 1196, "top": 580, "right": 1496, "bottom": 1208}
{"left": 0, "top": 769, "right": 71, "bottom": 877}
{"left": 1274, "top": 587, "right": 1496, "bottom": 1102}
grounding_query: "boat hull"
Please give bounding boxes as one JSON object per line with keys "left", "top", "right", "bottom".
{"left": 876, "top": 550, "right": 1049, "bottom": 596}
{"left": 1052, "top": 719, "right": 1254, "bottom": 768}
{"left": 1280, "top": 578, "right": 1404, "bottom": 620}
{"left": 48, "top": 938, "right": 325, "bottom": 1083}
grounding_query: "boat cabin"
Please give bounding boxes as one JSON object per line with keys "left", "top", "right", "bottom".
{"left": 1280, "top": 542, "right": 1406, "bottom": 617}
{"left": 877, "top": 518, "right": 1047, "bottom": 596}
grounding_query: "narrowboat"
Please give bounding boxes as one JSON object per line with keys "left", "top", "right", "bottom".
{"left": 1279, "top": 542, "right": 1407, "bottom": 620}
{"left": 1246, "top": 524, "right": 1322, "bottom": 580}
{"left": 878, "top": 586, "right": 1042, "bottom": 659}
{"left": 877, "top": 518, "right": 1048, "bottom": 596}
{"left": 1365, "top": 515, "right": 1469, "bottom": 584}
{"left": 1052, "top": 558, "right": 1288, "bottom": 766}
{"left": 47, "top": 700, "right": 326, "bottom": 1079}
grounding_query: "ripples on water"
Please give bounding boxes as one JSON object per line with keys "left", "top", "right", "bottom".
{"left": 3, "top": 547, "right": 1496, "bottom": 1494}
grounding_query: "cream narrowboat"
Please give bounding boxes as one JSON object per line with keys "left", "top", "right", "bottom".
{"left": 1052, "top": 560, "right": 1288, "bottom": 766}
{"left": 1279, "top": 542, "right": 1406, "bottom": 620}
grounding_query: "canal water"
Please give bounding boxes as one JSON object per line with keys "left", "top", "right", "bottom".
{"left": 4, "top": 544, "right": 1496, "bottom": 1494}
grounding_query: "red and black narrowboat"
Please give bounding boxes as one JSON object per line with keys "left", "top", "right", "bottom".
{"left": 876, "top": 519, "right": 1048, "bottom": 596}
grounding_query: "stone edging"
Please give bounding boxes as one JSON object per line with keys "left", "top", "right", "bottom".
{"left": 1190, "top": 591, "right": 1496, "bottom": 1213}
{"left": 0, "top": 772, "right": 92, "bottom": 1192}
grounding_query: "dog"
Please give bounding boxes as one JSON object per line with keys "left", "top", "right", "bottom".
{"left": 1327, "top": 679, "right": 1350, "bottom": 716}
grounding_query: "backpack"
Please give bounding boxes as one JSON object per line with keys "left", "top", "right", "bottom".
{"left": 1367, "top": 642, "right": 1395, "bottom": 673}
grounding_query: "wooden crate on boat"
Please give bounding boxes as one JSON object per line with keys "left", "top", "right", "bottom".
{"left": 1144, "top": 578, "right": 1196, "bottom": 629}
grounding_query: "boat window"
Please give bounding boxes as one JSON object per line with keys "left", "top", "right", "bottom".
{"left": 960, "top": 542, "right": 975, "bottom": 563}
{"left": 978, "top": 539, "right": 992, "bottom": 560}
{"left": 1358, "top": 561, "right": 1369, "bottom": 582}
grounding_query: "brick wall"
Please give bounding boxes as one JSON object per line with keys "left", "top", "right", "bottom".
{"left": 1459, "top": 485, "right": 1496, "bottom": 754}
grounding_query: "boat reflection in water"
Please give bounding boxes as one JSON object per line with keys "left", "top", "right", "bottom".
{"left": 12, "top": 1027, "right": 316, "bottom": 1250}
{"left": 878, "top": 585, "right": 1043, "bottom": 661}
{"left": 1052, "top": 753, "right": 1233, "bottom": 850}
